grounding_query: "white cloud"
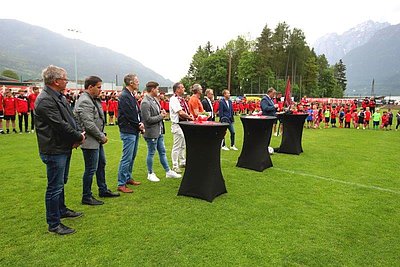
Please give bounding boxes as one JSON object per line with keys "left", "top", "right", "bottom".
{"left": 1, "top": 0, "right": 399, "bottom": 81}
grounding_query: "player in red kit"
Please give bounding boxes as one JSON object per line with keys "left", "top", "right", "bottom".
{"left": 16, "top": 88, "right": 30, "bottom": 133}
{"left": 28, "top": 86, "right": 40, "bottom": 132}
{"left": 3, "top": 88, "right": 17, "bottom": 133}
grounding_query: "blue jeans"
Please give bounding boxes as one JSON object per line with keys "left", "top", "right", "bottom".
{"left": 118, "top": 132, "right": 139, "bottom": 186}
{"left": 145, "top": 135, "right": 170, "bottom": 174}
{"left": 222, "top": 123, "right": 235, "bottom": 147}
{"left": 82, "top": 145, "right": 108, "bottom": 199}
{"left": 40, "top": 153, "right": 71, "bottom": 228}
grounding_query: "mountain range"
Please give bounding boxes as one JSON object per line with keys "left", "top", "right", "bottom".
{"left": 314, "top": 20, "right": 400, "bottom": 96}
{"left": 0, "top": 19, "right": 173, "bottom": 87}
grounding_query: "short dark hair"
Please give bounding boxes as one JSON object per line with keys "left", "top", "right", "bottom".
{"left": 145, "top": 81, "right": 159, "bottom": 92}
{"left": 84, "top": 76, "right": 102, "bottom": 89}
{"left": 173, "top": 82, "right": 182, "bottom": 93}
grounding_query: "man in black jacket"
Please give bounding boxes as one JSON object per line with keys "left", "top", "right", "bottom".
{"left": 34, "top": 65, "right": 85, "bottom": 235}
{"left": 201, "top": 88, "right": 215, "bottom": 121}
{"left": 116, "top": 74, "right": 145, "bottom": 193}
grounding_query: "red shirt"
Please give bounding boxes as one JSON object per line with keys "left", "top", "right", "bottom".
{"left": 345, "top": 113, "right": 352, "bottom": 122}
{"left": 3, "top": 96, "right": 16, "bottom": 115}
{"left": 28, "top": 93, "right": 39, "bottom": 110}
{"left": 108, "top": 99, "right": 118, "bottom": 112}
{"left": 100, "top": 99, "right": 107, "bottom": 111}
{"left": 16, "top": 95, "right": 29, "bottom": 113}
{"left": 382, "top": 114, "right": 388, "bottom": 124}
{"left": 0, "top": 94, "right": 3, "bottom": 111}
{"left": 365, "top": 111, "right": 371, "bottom": 120}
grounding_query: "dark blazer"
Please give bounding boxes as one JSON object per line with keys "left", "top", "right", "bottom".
{"left": 218, "top": 98, "right": 234, "bottom": 123}
{"left": 34, "top": 86, "right": 83, "bottom": 154}
{"left": 201, "top": 97, "right": 215, "bottom": 121}
{"left": 140, "top": 94, "right": 165, "bottom": 139}
{"left": 118, "top": 87, "right": 141, "bottom": 134}
{"left": 261, "top": 96, "right": 276, "bottom": 116}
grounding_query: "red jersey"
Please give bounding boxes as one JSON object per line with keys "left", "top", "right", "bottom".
{"left": 381, "top": 114, "right": 388, "bottom": 124}
{"left": 365, "top": 111, "right": 371, "bottom": 120}
{"left": 108, "top": 99, "right": 118, "bottom": 112}
{"left": 0, "top": 94, "right": 3, "bottom": 111}
{"left": 16, "top": 95, "right": 29, "bottom": 113}
{"left": 28, "top": 93, "right": 39, "bottom": 110}
{"left": 100, "top": 99, "right": 107, "bottom": 111}
{"left": 3, "top": 96, "right": 16, "bottom": 115}
{"left": 213, "top": 100, "right": 219, "bottom": 113}
{"left": 345, "top": 113, "right": 352, "bottom": 122}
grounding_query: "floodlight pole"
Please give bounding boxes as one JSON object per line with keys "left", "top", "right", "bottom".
{"left": 68, "top": 28, "right": 80, "bottom": 94}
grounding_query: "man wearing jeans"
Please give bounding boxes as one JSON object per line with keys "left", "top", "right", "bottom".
{"left": 74, "top": 76, "right": 120, "bottom": 205}
{"left": 34, "top": 65, "right": 85, "bottom": 235}
{"left": 117, "top": 74, "right": 145, "bottom": 193}
{"left": 140, "top": 81, "right": 181, "bottom": 182}
{"left": 219, "top": 89, "right": 238, "bottom": 151}
{"left": 169, "top": 82, "right": 194, "bottom": 174}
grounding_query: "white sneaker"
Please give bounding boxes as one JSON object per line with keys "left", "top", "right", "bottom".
{"left": 221, "top": 146, "right": 229, "bottom": 151}
{"left": 172, "top": 167, "right": 182, "bottom": 174}
{"left": 166, "top": 170, "right": 182, "bottom": 178}
{"left": 230, "top": 146, "right": 238, "bottom": 151}
{"left": 147, "top": 173, "right": 160, "bottom": 182}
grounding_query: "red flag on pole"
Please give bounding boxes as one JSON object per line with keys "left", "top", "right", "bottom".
{"left": 284, "top": 76, "right": 292, "bottom": 108}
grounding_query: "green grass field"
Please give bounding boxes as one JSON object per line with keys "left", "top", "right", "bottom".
{"left": 1, "top": 118, "right": 399, "bottom": 266}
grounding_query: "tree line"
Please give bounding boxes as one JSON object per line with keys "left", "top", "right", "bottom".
{"left": 181, "top": 22, "right": 347, "bottom": 99}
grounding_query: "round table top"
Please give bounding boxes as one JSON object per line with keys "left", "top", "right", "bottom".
{"left": 240, "top": 115, "right": 277, "bottom": 120}
{"left": 178, "top": 121, "right": 230, "bottom": 127}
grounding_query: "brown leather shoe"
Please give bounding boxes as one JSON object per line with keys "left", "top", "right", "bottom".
{"left": 126, "top": 180, "right": 141, "bottom": 186}
{"left": 117, "top": 185, "right": 133, "bottom": 193}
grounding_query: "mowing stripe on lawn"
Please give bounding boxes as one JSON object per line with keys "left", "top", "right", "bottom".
{"left": 275, "top": 167, "right": 400, "bottom": 195}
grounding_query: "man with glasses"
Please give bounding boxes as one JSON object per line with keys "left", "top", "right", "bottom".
{"left": 34, "top": 65, "right": 85, "bottom": 235}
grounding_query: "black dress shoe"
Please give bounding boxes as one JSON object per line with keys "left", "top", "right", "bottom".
{"left": 99, "top": 189, "right": 120, "bottom": 198}
{"left": 61, "top": 208, "right": 84, "bottom": 219}
{"left": 48, "top": 223, "right": 75, "bottom": 235}
{"left": 82, "top": 197, "right": 104, "bottom": 206}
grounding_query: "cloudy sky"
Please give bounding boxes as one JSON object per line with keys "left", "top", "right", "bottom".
{"left": 1, "top": 0, "right": 399, "bottom": 81}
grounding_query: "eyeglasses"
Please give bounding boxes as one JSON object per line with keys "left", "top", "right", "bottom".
{"left": 57, "top": 78, "right": 69, "bottom": 82}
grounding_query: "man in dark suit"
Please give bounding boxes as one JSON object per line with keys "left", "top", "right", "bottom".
{"left": 117, "top": 74, "right": 145, "bottom": 193}
{"left": 261, "top": 87, "right": 278, "bottom": 116}
{"left": 201, "top": 88, "right": 215, "bottom": 121}
{"left": 34, "top": 65, "right": 85, "bottom": 235}
{"left": 219, "top": 89, "right": 238, "bottom": 151}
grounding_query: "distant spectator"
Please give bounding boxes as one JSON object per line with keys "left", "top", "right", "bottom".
{"left": 28, "top": 86, "right": 40, "bottom": 132}
{"left": 3, "top": 88, "right": 17, "bottom": 133}
{"left": 0, "top": 87, "right": 4, "bottom": 134}
{"left": 396, "top": 110, "right": 400, "bottom": 131}
{"left": 16, "top": 89, "right": 30, "bottom": 133}
{"left": 387, "top": 108, "right": 393, "bottom": 130}
{"left": 381, "top": 111, "right": 389, "bottom": 130}
{"left": 372, "top": 109, "right": 381, "bottom": 130}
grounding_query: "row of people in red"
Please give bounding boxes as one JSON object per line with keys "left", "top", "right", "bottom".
{"left": 0, "top": 87, "right": 40, "bottom": 134}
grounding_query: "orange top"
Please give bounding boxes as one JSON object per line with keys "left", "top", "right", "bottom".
{"left": 188, "top": 95, "right": 204, "bottom": 118}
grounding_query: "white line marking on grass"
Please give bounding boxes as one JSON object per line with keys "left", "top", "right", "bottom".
{"left": 274, "top": 167, "right": 400, "bottom": 195}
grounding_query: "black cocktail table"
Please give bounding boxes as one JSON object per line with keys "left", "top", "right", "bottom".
{"left": 177, "top": 121, "right": 229, "bottom": 202}
{"left": 276, "top": 113, "right": 307, "bottom": 155}
{"left": 236, "top": 115, "right": 276, "bottom": 172}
